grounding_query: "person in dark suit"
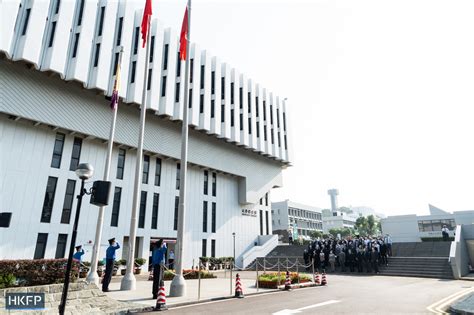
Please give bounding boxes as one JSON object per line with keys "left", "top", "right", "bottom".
{"left": 356, "top": 247, "right": 364, "bottom": 273}
{"left": 102, "top": 238, "right": 120, "bottom": 292}
{"left": 152, "top": 239, "right": 167, "bottom": 299}
{"left": 371, "top": 247, "right": 380, "bottom": 274}
{"left": 364, "top": 247, "right": 372, "bottom": 273}
{"left": 347, "top": 249, "right": 355, "bottom": 272}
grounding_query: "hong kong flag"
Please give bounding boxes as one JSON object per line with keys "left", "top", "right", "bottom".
{"left": 141, "top": 0, "right": 152, "bottom": 47}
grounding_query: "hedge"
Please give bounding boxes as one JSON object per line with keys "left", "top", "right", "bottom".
{"left": 0, "top": 259, "right": 80, "bottom": 287}
{"left": 162, "top": 269, "right": 216, "bottom": 281}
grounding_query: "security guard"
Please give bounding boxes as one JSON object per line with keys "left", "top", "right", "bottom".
{"left": 72, "top": 245, "right": 85, "bottom": 262}
{"left": 102, "top": 238, "right": 120, "bottom": 292}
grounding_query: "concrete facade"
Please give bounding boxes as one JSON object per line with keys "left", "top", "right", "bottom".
{"left": 381, "top": 205, "right": 474, "bottom": 242}
{"left": 0, "top": 0, "right": 291, "bottom": 268}
{"left": 271, "top": 200, "right": 323, "bottom": 238}
{"left": 322, "top": 211, "right": 358, "bottom": 233}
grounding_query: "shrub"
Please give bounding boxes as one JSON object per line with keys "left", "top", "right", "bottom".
{"left": 0, "top": 259, "right": 79, "bottom": 287}
{"left": 0, "top": 274, "right": 16, "bottom": 289}
{"left": 118, "top": 259, "right": 127, "bottom": 266}
{"left": 162, "top": 269, "right": 216, "bottom": 281}
{"left": 135, "top": 258, "right": 147, "bottom": 267}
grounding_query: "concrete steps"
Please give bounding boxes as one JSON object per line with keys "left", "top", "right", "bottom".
{"left": 380, "top": 256, "right": 453, "bottom": 279}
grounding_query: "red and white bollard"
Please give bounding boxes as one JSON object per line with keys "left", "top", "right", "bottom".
{"left": 321, "top": 272, "right": 327, "bottom": 286}
{"left": 235, "top": 273, "right": 244, "bottom": 298}
{"left": 314, "top": 272, "right": 320, "bottom": 286}
{"left": 284, "top": 271, "right": 292, "bottom": 291}
{"left": 154, "top": 280, "right": 168, "bottom": 311}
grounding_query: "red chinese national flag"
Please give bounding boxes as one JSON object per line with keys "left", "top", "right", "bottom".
{"left": 179, "top": 7, "right": 189, "bottom": 61}
{"left": 141, "top": 0, "right": 152, "bottom": 47}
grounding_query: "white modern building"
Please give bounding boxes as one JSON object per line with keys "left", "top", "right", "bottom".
{"left": 0, "top": 0, "right": 292, "bottom": 269}
{"left": 271, "top": 200, "right": 323, "bottom": 238}
{"left": 322, "top": 211, "right": 358, "bottom": 233}
{"left": 381, "top": 205, "right": 474, "bottom": 242}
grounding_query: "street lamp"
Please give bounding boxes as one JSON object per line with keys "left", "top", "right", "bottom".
{"left": 232, "top": 232, "right": 236, "bottom": 265}
{"left": 59, "top": 163, "right": 94, "bottom": 315}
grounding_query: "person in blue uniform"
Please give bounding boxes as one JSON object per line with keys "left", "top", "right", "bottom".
{"left": 102, "top": 237, "right": 120, "bottom": 292}
{"left": 72, "top": 245, "right": 84, "bottom": 262}
{"left": 152, "top": 239, "right": 167, "bottom": 299}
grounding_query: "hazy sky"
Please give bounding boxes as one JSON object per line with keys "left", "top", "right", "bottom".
{"left": 152, "top": 0, "right": 474, "bottom": 216}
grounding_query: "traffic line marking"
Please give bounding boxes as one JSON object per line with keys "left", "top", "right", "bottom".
{"left": 426, "top": 287, "right": 474, "bottom": 314}
{"left": 272, "top": 300, "right": 341, "bottom": 315}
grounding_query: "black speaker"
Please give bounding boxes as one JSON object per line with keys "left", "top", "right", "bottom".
{"left": 0, "top": 212, "right": 12, "bottom": 228}
{"left": 90, "top": 181, "right": 111, "bottom": 207}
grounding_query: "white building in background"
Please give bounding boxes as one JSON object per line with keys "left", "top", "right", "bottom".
{"left": 0, "top": 0, "right": 292, "bottom": 268}
{"left": 271, "top": 200, "right": 323, "bottom": 239}
{"left": 381, "top": 205, "right": 474, "bottom": 242}
{"left": 322, "top": 211, "right": 358, "bottom": 233}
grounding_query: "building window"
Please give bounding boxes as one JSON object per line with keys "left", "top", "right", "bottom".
{"left": 117, "top": 149, "right": 126, "bottom": 180}
{"left": 93, "top": 43, "right": 100, "bottom": 67}
{"left": 270, "top": 105, "right": 274, "bottom": 124}
{"left": 202, "top": 201, "right": 208, "bottom": 232}
{"left": 133, "top": 26, "right": 139, "bottom": 55}
{"left": 55, "top": 234, "right": 68, "bottom": 259}
{"left": 239, "top": 88, "right": 243, "bottom": 109}
{"left": 77, "top": 0, "right": 85, "bottom": 26}
{"left": 255, "top": 97, "right": 259, "bottom": 117}
{"left": 211, "top": 239, "right": 216, "bottom": 258}
{"left": 203, "top": 170, "right": 209, "bottom": 195}
{"left": 199, "top": 94, "right": 204, "bottom": 113}
{"left": 34, "top": 233, "right": 48, "bottom": 259}
{"left": 116, "top": 17, "right": 123, "bottom": 46}
{"left": 110, "top": 187, "right": 121, "bottom": 227}
{"left": 154, "top": 158, "right": 162, "bottom": 186}
{"left": 163, "top": 44, "right": 169, "bottom": 70}
{"left": 48, "top": 22, "right": 57, "bottom": 47}
{"left": 283, "top": 113, "right": 287, "bottom": 131}
{"left": 138, "top": 191, "right": 147, "bottom": 228}
{"left": 202, "top": 239, "right": 207, "bottom": 257}
{"left": 264, "top": 127, "right": 267, "bottom": 141}
{"left": 211, "top": 202, "right": 216, "bottom": 233}
{"left": 211, "top": 172, "right": 216, "bottom": 197}
{"left": 263, "top": 101, "right": 267, "bottom": 121}
{"left": 176, "top": 163, "right": 180, "bottom": 190}
{"left": 200, "top": 65, "right": 205, "bottom": 89}
{"left": 70, "top": 137, "right": 82, "bottom": 171}
{"left": 41, "top": 177, "right": 58, "bottom": 223}
{"left": 256, "top": 122, "right": 260, "bottom": 138}
{"left": 161, "top": 76, "right": 167, "bottom": 97}
{"left": 190, "top": 59, "right": 194, "bottom": 83}
{"left": 231, "top": 109, "right": 234, "bottom": 127}
{"left": 175, "top": 82, "right": 180, "bottom": 102}
{"left": 259, "top": 210, "right": 263, "bottom": 235}
{"left": 211, "top": 100, "right": 215, "bottom": 118}
{"left": 211, "top": 71, "right": 215, "bottom": 94}
{"left": 130, "top": 61, "right": 136, "bottom": 83}
{"left": 147, "top": 69, "right": 152, "bottom": 90}
{"left": 188, "top": 88, "right": 193, "bottom": 108}
{"left": 113, "top": 52, "right": 119, "bottom": 76}
{"left": 72, "top": 33, "right": 80, "bottom": 58}
{"left": 221, "top": 105, "right": 225, "bottom": 123}
{"left": 149, "top": 35, "right": 155, "bottom": 63}
{"left": 284, "top": 135, "right": 288, "bottom": 150}
{"left": 142, "top": 154, "right": 150, "bottom": 184}
{"left": 151, "top": 193, "right": 159, "bottom": 229}
{"left": 60, "top": 179, "right": 76, "bottom": 224}
{"left": 239, "top": 114, "right": 243, "bottom": 131}
{"left": 248, "top": 92, "right": 251, "bottom": 113}
{"left": 221, "top": 77, "right": 225, "bottom": 100}
{"left": 174, "top": 196, "right": 179, "bottom": 230}
{"left": 176, "top": 52, "right": 181, "bottom": 77}
{"left": 278, "top": 132, "right": 281, "bottom": 147}
{"left": 265, "top": 211, "right": 269, "bottom": 235}
{"left": 277, "top": 108, "right": 280, "bottom": 127}
{"left": 231, "top": 82, "right": 234, "bottom": 104}
{"left": 51, "top": 133, "right": 65, "bottom": 168}
{"left": 271, "top": 129, "right": 274, "bottom": 144}
{"left": 97, "top": 6, "right": 105, "bottom": 36}
{"left": 21, "top": 9, "right": 31, "bottom": 36}
{"left": 260, "top": 198, "right": 263, "bottom": 205}
{"left": 248, "top": 118, "right": 252, "bottom": 134}
{"left": 56, "top": 0, "right": 61, "bottom": 15}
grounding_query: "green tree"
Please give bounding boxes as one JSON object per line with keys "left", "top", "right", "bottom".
{"left": 309, "top": 230, "right": 323, "bottom": 239}
{"left": 355, "top": 216, "right": 368, "bottom": 236}
{"left": 367, "top": 215, "right": 376, "bottom": 235}
{"left": 339, "top": 206, "right": 353, "bottom": 214}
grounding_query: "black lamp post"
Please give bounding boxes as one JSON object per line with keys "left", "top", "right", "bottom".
{"left": 59, "top": 163, "right": 94, "bottom": 315}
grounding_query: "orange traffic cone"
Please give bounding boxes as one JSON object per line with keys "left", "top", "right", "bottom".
{"left": 284, "top": 271, "right": 292, "bottom": 290}
{"left": 235, "top": 273, "right": 244, "bottom": 298}
{"left": 321, "top": 272, "right": 327, "bottom": 286}
{"left": 154, "top": 280, "right": 168, "bottom": 311}
{"left": 314, "top": 272, "right": 320, "bottom": 285}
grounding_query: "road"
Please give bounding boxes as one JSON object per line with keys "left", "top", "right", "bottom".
{"left": 153, "top": 275, "right": 473, "bottom": 314}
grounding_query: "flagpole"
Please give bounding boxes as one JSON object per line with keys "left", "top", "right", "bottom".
{"left": 86, "top": 46, "right": 124, "bottom": 286}
{"left": 170, "top": 0, "right": 191, "bottom": 297}
{"left": 120, "top": 18, "right": 152, "bottom": 291}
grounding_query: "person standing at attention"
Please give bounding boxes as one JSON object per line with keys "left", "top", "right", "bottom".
{"left": 441, "top": 225, "right": 450, "bottom": 241}
{"left": 102, "top": 238, "right": 120, "bottom": 292}
{"left": 168, "top": 249, "right": 175, "bottom": 270}
{"left": 152, "top": 239, "right": 167, "bottom": 299}
{"left": 72, "top": 245, "right": 85, "bottom": 262}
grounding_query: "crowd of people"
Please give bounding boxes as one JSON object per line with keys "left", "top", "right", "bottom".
{"left": 302, "top": 235, "right": 393, "bottom": 274}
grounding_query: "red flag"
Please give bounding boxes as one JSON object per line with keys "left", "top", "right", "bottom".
{"left": 179, "top": 7, "right": 189, "bottom": 61}
{"left": 141, "top": 0, "right": 152, "bottom": 48}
